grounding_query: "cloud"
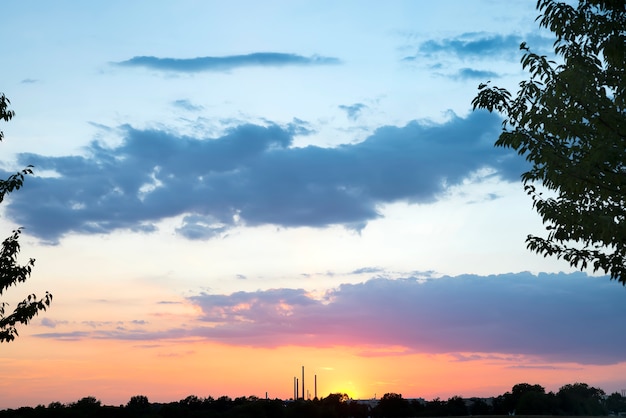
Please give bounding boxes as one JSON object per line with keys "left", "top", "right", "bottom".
{"left": 403, "top": 33, "right": 555, "bottom": 80}
{"left": 175, "top": 214, "right": 229, "bottom": 240}
{"left": 339, "top": 103, "right": 367, "bottom": 121}
{"left": 404, "top": 32, "right": 554, "bottom": 62}
{"left": 420, "top": 63, "right": 500, "bottom": 81}
{"left": 114, "top": 52, "right": 340, "bottom": 73}
{"left": 34, "top": 272, "right": 626, "bottom": 365}
{"left": 350, "top": 267, "right": 383, "bottom": 275}
{"left": 34, "top": 331, "right": 90, "bottom": 341}
{"left": 40, "top": 318, "right": 66, "bottom": 328}
{"left": 172, "top": 99, "right": 204, "bottom": 112}
{"left": 454, "top": 68, "right": 500, "bottom": 80}
{"left": 417, "top": 33, "right": 524, "bottom": 58}
{"left": 82, "top": 320, "right": 122, "bottom": 328}
{"left": 183, "top": 272, "right": 626, "bottom": 365}
{"left": 20, "top": 78, "right": 38, "bottom": 84}
{"left": 4, "top": 111, "right": 527, "bottom": 243}
{"left": 506, "top": 364, "right": 579, "bottom": 370}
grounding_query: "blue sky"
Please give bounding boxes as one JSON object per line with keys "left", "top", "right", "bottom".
{"left": 1, "top": 0, "right": 624, "bottom": 408}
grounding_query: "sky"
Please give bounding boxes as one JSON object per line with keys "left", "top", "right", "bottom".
{"left": 1, "top": 0, "right": 625, "bottom": 409}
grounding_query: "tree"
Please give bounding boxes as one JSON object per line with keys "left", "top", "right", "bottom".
{"left": 0, "top": 93, "right": 52, "bottom": 341}
{"left": 70, "top": 396, "right": 102, "bottom": 416}
{"left": 126, "top": 395, "right": 150, "bottom": 410}
{"left": 516, "top": 389, "right": 554, "bottom": 415}
{"left": 512, "top": 382, "right": 550, "bottom": 414}
{"left": 468, "top": 397, "right": 493, "bottom": 415}
{"left": 422, "top": 397, "right": 448, "bottom": 417}
{"left": 557, "top": 382, "right": 606, "bottom": 415}
{"left": 320, "top": 393, "right": 350, "bottom": 418}
{"left": 445, "top": 395, "right": 468, "bottom": 416}
{"left": 373, "top": 393, "right": 413, "bottom": 418}
{"left": 605, "top": 392, "right": 626, "bottom": 415}
{"left": 472, "top": 1, "right": 626, "bottom": 283}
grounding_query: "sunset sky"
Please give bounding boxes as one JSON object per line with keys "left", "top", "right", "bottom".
{"left": 1, "top": 0, "right": 625, "bottom": 409}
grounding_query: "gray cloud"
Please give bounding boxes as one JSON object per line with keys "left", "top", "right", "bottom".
{"left": 172, "top": 99, "right": 204, "bottom": 112}
{"left": 350, "top": 266, "right": 383, "bottom": 275}
{"left": 34, "top": 331, "right": 90, "bottom": 341}
{"left": 34, "top": 272, "right": 626, "bottom": 365}
{"left": 339, "top": 103, "right": 367, "bottom": 121}
{"left": 416, "top": 33, "right": 525, "bottom": 58}
{"left": 4, "top": 111, "right": 526, "bottom": 243}
{"left": 409, "top": 32, "right": 553, "bottom": 60}
{"left": 115, "top": 52, "right": 340, "bottom": 73}
{"left": 403, "top": 33, "right": 554, "bottom": 80}
{"left": 40, "top": 318, "right": 66, "bottom": 328}
{"left": 184, "top": 272, "right": 626, "bottom": 365}
{"left": 175, "top": 214, "right": 228, "bottom": 240}
{"left": 454, "top": 68, "right": 500, "bottom": 80}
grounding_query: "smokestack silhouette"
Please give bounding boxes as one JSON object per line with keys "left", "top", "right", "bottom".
{"left": 302, "top": 366, "right": 305, "bottom": 400}
{"left": 315, "top": 374, "right": 317, "bottom": 399}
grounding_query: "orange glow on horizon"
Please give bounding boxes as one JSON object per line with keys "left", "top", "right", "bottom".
{"left": 2, "top": 333, "right": 626, "bottom": 410}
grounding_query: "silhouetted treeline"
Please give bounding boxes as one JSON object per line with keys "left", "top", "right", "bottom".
{"left": 1, "top": 382, "right": 625, "bottom": 418}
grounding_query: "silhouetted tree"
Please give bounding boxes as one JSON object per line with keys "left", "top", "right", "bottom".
{"left": 2, "top": 385, "right": 623, "bottom": 417}
{"left": 472, "top": 0, "right": 626, "bottom": 284}
{"left": 410, "top": 399, "right": 427, "bottom": 417}
{"left": 348, "top": 400, "right": 370, "bottom": 418}
{"left": 605, "top": 392, "right": 626, "bottom": 415}
{"left": 557, "top": 382, "right": 606, "bottom": 416}
{"left": 320, "top": 393, "right": 350, "bottom": 418}
{"left": 492, "top": 382, "right": 551, "bottom": 415}
{"left": 517, "top": 390, "right": 554, "bottom": 415}
{"left": 373, "top": 393, "right": 413, "bottom": 418}
{"left": 44, "top": 402, "right": 67, "bottom": 418}
{"left": 226, "top": 397, "right": 283, "bottom": 418}
{"left": 446, "top": 396, "right": 468, "bottom": 416}
{"left": 0, "top": 93, "right": 52, "bottom": 342}
{"left": 468, "top": 397, "right": 492, "bottom": 415}
{"left": 285, "top": 399, "right": 317, "bottom": 418}
{"left": 212, "top": 395, "right": 233, "bottom": 413}
{"left": 422, "top": 397, "right": 448, "bottom": 417}
{"left": 124, "top": 395, "right": 154, "bottom": 417}
{"left": 69, "top": 396, "right": 101, "bottom": 417}
{"left": 509, "top": 383, "right": 552, "bottom": 415}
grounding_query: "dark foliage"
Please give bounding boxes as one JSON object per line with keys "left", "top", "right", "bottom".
{"left": 0, "top": 93, "right": 52, "bottom": 341}
{"left": 0, "top": 383, "right": 622, "bottom": 418}
{"left": 472, "top": 0, "right": 626, "bottom": 283}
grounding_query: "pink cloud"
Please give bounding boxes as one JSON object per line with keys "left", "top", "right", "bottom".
{"left": 35, "top": 272, "right": 626, "bottom": 366}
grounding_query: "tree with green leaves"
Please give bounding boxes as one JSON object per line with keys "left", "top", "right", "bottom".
{"left": 472, "top": 1, "right": 626, "bottom": 283}
{"left": 0, "top": 93, "right": 52, "bottom": 342}
{"left": 373, "top": 393, "right": 413, "bottom": 418}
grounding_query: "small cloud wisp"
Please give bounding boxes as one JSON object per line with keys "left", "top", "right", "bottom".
{"left": 115, "top": 52, "right": 341, "bottom": 73}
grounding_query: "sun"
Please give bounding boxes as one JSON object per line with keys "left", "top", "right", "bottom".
{"left": 322, "top": 382, "right": 361, "bottom": 400}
